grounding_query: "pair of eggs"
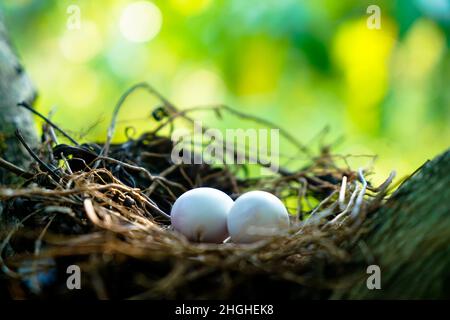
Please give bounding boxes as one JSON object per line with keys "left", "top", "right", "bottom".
{"left": 170, "top": 187, "right": 290, "bottom": 243}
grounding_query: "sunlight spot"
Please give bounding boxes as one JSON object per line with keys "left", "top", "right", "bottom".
{"left": 57, "top": 66, "right": 100, "bottom": 109}
{"left": 59, "top": 21, "right": 102, "bottom": 63}
{"left": 393, "top": 19, "right": 445, "bottom": 83}
{"left": 332, "top": 18, "right": 397, "bottom": 134}
{"left": 119, "top": 1, "right": 162, "bottom": 43}
{"left": 172, "top": 68, "right": 226, "bottom": 107}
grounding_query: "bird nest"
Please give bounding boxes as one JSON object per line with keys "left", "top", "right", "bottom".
{"left": 0, "top": 84, "right": 395, "bottom": 299}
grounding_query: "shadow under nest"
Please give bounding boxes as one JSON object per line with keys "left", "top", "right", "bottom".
{"left": 0, "top": 83, "right": 394, "bottom": 299}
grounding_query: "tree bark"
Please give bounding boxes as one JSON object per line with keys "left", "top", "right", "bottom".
{"left": 0, "top": 13, "right": 38, "bottom": 186}
{"left": 334, "top": 149, "right": 450, "bottom": 299}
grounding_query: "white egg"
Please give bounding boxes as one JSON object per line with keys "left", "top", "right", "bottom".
{"left": 170, "top": 187, "right": 234, "bottom": 243}
{"left": 227, "top": 191, "right": 290, "bottom": 243}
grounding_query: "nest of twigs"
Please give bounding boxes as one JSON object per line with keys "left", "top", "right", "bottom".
{"left": 0, "top": 83, "right": 395, "bottom": 299}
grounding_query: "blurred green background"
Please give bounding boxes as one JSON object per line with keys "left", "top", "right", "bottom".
{"left": 1, "top": 0, "right": 449, "bottom": 184}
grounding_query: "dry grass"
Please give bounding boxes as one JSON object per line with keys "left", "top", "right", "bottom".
{"left": 0, "top": 84, "right": 395, "bottom": 299}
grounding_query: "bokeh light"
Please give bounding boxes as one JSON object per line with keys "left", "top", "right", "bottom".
{"left": 57, "top": 65, "right": 100, "bottom": 109}
{"left": 332, "top": 18, "right": 397, "bottom": 135}
{"left": 59, "top": 21, "right": 102, "bottom": 63}
{"left": 119, "top": 1, "right": 162, "bottom": 43}
{"left": 1, "top": 0, "right": 449, "bottom": 185}
{"left": 172, "top": 67, "right": 226, "bottom": 107}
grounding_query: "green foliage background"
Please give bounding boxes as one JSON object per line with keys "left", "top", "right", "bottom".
{"left": 1, "top": 0, "right": 449, "bottom": 183}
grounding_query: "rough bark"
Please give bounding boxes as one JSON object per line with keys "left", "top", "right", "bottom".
{"left": 334, "top": 149, "right": 450, "bottom": 299}
{"left": 0, "top": 13, "right": 38, "bottom": 186}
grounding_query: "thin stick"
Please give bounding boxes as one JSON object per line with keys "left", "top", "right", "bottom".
{"left": 296, "top": 177, "right": 308, "bottom": 223}
{"left": 207, "top": 104, "right": 311, "bottom": 156}
{"left": 329, "top": 182, "right": 359, "bottom": 225}
{"left": 338, "top": 176, "right": 347, "bottom": 210}
{"left": 101, "top": 82, "right": 176, "bottom": 158}
{"left": 31, "top": 214, "right": 56, "bottom": 292}
{"left": 368, "top": 170, "right": 396, "bottom": 193}
{"left": 0, "top": 157, "right": 34, "bottom": 179}
{"left": 59, "top": 153, "right": 73, "bottom": 175}
{"left": 108, "top": 83, "right": 294, "bottom": 176}
{"left": 152, "top": 104, "right": 310, "bottom": 156}
{"left": 151, "top": 106, "right": 296, "bottom": 175}
{"left": 0, "top": 210, "right": 41, "bottom": 278}
{"left": 47, "top": 126, "right": 59, "bottom": 145}
{"left": 15, "top": 129, "right": 61, "bottom": 181}
{"left": 18, "top": 101, "right": 79, "bottom": 145}
{"left": 351, "top": 168, "right": 368, "bottom": 219}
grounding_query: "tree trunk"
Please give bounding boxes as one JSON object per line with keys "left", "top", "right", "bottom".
{"left": 334, "top": 149, "right": 450, "bottom": 299}
{"left": 0, "top": 13, "right": 38, "bottom": 186}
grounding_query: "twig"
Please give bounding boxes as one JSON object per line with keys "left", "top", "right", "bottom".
{"left": 100, "top": 82, "right": 176, "bottom": 158}
{"left": 152, "top": 105, "right": 296, "bottom": 175}
{"left": 296, "top": 177, "right": 308, "bottom": 223}
{"left": 328, "top": 182, "right": 359, "bottom": 225}
{"left": 176, "top": 104, "right": 311, "bottom": 157}
{"left": 15, "top": 129, "right": 61, "bottom": 181}
{"left": 350, "top": 168, "right": 367, "bottom": 219}
{"left": 31, "top": 214, "right": 56, "bottom": 292}
{"left": 104, "top": 83, "right": 293, "bottom": 175}
{"left": 338, "top": 176, "right": 347, "bottom": 210}
{"left": 0, "top": 210, "right": 41, "bottom": 279}
{"left": 368, "top": 170, "right": 396, "bottom": 193}
{"left": 0, "top": 157, "right": 34, "bottom": 179}
{"left": 18, "top": 101, "right": 79, "bottom": 145}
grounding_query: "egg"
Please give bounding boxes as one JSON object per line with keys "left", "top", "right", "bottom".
{"left": 227, "top": 191, "right": 290, "bottom": 243}
{"left": 170, "top": 187, "right": 234, "bottom": 243}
